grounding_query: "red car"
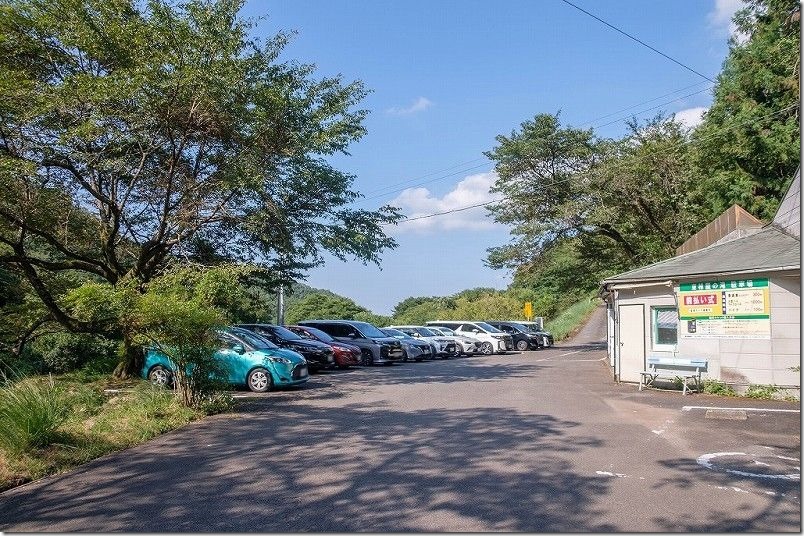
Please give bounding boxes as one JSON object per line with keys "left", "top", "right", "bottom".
{"left": 286, "top": 325, "right": 361, "bottom": 368}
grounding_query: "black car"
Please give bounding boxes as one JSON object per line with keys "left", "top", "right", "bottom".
{"left": 297, "top": 320, "right": 405, "bottom": 366}
{"left": 236, "top": 323, "right": 335, "bottom": 371}
{"left": 484, "top": 321, "right": 544, "bottom": 351}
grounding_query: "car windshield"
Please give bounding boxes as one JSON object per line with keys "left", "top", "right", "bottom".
{"left": 350, "top": 321, "right": 385, "bottom": 338}
{"left": 272, "top": 325, "right": 304, "bottom": 340}
{"left": 507, "top": 323, "right": 528, "bottom": 333}
{"left": 226, "top": 328, "right": 278, "bottom": 350}
{"left": 414, "top": 327, "right": 437, "bottom": 337}
{"left": 427, "top": 327, "right": 443, "bottom": 335}
{"left": 292, "top": 325, "right": 334, "bottom": 343}
{"left": 382, "top": 328, "right": 407, "bottom": 338}
{"left": 475, "top": 322, "right": 503, "bottom": 333}
{"left": 436, "top": 327, "right": 455, "bottom": 335}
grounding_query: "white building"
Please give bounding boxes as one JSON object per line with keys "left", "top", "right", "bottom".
{"left": 600, "top": 170, "right": 800, "bottom": 393}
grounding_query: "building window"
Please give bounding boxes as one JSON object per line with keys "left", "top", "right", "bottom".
{"left": 652, "top": 307, "right": 678, "bottom": 351}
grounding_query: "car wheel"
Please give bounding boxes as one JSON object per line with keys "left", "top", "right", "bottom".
{"left": 148, "top": 365, "right": 172, "bottom": 388}
{"left": 480, "top": 342, "right": 494, "bottom": 355}
{"left": 361, "top": 349, "right": 374, "bottom": 366}
{"left": 516, "top": 340, "right": 529, "bottom": 351}
{"left": 247, "top": 367, "right": 273, "bottom": 393}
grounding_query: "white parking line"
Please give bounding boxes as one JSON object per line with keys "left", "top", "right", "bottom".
{"left": 682, "top": 406, "right": 800, "bottom": 413}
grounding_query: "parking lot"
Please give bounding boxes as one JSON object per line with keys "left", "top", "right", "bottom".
{"left": 0, "top": 313, "right": 800, "bottom": 532}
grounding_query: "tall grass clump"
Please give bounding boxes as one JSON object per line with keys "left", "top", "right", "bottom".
{"left": 545, "top": 294, "right": 601, "bottom": 341}
{"left": 0, "top": 375, "right": 67, "bottom": 453}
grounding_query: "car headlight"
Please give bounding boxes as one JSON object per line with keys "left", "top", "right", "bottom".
{"left": 268, "top": 356, "right": 292, "bottom": 364}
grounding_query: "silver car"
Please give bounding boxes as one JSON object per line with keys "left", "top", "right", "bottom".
{"left": 426, "top": 326, "right": 481, "bottom": 355}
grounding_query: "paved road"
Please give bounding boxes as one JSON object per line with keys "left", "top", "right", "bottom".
{"left": 1, "top": 306, "right": 800, "bottom": 531}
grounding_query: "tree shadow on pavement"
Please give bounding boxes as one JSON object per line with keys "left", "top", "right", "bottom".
{"left": 0, "top": 405, "right": 615, "bottom": 532}
{"left": 648, "top": 456, "right": 800, "bottom": 532}
{"left": 335, "top": 359, "right": 540, "bottom": 387}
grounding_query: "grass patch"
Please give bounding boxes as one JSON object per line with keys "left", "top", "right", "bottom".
{"left": 545, "top": 294, "right": 601, "bottom": 341}
{"left": 702, "top": 380, "right": 737, "bottom": 397}
{"left": 744, "top": 384, "right": 780, "bottom": 400}
{"left": 0, "top": 375, "right": 68, "bottom": 454}
{"left": 0, "top": 375, "right": 206, "bottom": 493}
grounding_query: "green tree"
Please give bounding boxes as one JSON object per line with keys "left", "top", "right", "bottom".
{"left": 65, "top": 265, "right": 245, "bottom": 407}
{"left": 284, "top": 292, "right": 368, "bottom": 325}
{"left": 392, "top": 299, "right": 448, "bottom": 325}
{"left": 692, "top": 0, "right": 800, "bottom": 220}
{"left": 584, "top": 117, "right": 704, "bottom": 268}
{"left": 484, "top": 113, "right": 598, "bottom": 271}
{"left": 0, "top": 0, "right": 400, "bottom": 376}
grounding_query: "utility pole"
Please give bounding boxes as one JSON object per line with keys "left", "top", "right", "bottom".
{"left": 277, "top": 284, "right": 285, "bottom": 326}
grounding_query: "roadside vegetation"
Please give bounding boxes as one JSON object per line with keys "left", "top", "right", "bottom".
{"left": 543, "top": 295, "right": 601, "bottom": 341}
{"left": 0, "top": 372, "right": 202, "bottom": 492}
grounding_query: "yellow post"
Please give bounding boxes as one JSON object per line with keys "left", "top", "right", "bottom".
{"left": 524, "top": 301, "right": 532, "bottom": 321}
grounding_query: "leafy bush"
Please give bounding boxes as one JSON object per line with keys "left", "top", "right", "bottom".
{"left": 702, "top": 380, "right": 737, "bottom": 397}
{"left": 745, "top": 384, "right": 780, "bottom": 399}
{"left": 0, "top": 376, "right": 67, "bottom": 453}
{"left": 30, "top": 333, "right": 119, "bottom": 374}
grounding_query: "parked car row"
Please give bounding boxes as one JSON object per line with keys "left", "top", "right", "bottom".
{"left": 141, "top": 318, "right": 554, "bottom": 393}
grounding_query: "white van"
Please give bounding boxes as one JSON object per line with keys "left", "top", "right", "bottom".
{"left": 425, "top": 321, "right": 513, "bottom": 355}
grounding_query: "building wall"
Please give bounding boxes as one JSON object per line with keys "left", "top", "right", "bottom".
{"left": 611, "top": 271, "right": 800, "bottom": 388}
{"left": 613, "top": 285, "right": 676, "bottom": 382}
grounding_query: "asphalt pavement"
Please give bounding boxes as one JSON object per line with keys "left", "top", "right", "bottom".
{"left": 0, "top": 306, "right": 800, "bottom": 532}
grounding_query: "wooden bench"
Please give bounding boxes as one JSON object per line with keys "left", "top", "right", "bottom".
{"left": 639, "top": 356, "right": 708, "bottom": 395}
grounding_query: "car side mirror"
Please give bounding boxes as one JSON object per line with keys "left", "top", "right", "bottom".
{"left": 472, "top": 329, "right": 480, "bottom": 333}
{"left": 232, "top": 344, "right": 245, "bottom": 354}
{"left": 413, "top": 333, "right": 421, "bottom": 338}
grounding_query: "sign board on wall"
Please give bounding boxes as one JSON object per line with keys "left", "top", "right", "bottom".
{"left": 678, "top": 278, "right": 770, "bottom": 339}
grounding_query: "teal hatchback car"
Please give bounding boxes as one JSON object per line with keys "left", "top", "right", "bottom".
{"left": 142, "top": 327, "right": 309, "bottom": 392}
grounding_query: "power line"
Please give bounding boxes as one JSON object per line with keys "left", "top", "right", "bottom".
{"left": 578, "top": 81, "right": 711, "bottom": 127}
{"left": 361, "top": 83, "right": 713, "bottom": 206}
{"left": 361, "top": 162, "right": 492, "bottom": 202}
{"left": 559, "top": 0, "right": 716, "bottom": 83}
{"left": 361, "top": 85, "right": 713, "bottom": 206}
{"left": 392, "top": 199, "right": 502, "bottom": 223}
{"left": 361, "top": 157, "right": 489, "bottom": 197}
{"left": 593, "top": 87, "right": 712, "bottom": 129}
{"left": 358, "top": 82, "right": 712, "bottom": 202}
{"left": 388, "top": 103, "right": 799, "bottom": 225}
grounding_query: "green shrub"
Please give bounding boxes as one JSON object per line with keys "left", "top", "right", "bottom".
{"left": 702, "top": 380, "right": 737, "bottom": 396}
{"left": 198, "top": 392, "right": 235, "bottom": 415}
{"left": 745, "top": 384, "right": 779, "bottom": 399}
{"left": 0, "top": 376, "right": 68, "bottom": 453}
{"left": 30, "top": 333, "right": 118, "bottom": 374}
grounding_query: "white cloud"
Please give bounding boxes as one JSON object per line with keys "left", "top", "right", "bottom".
{"left": 389, "top": 171, "right": 505, "bottom": 233}
{"left": 386, "top": 96, "right": 433, "bottom": 116}
{"left": 708, "top": 0, "right": 748, "bottom": 42}
{"left": 674, "top": 106, "right": 708, "bottom": 129}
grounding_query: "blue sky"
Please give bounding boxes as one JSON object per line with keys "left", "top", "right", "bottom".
{"left": 242, "top": 0, "right": 743, "bottom": 315}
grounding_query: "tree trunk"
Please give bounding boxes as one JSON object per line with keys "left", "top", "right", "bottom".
{"left": 114, "top": 333, "right": 144, "bottom": 379}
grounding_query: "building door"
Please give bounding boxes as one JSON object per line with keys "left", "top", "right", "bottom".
{"left": 618, "top": 304, "right": 645, "bottom": 383}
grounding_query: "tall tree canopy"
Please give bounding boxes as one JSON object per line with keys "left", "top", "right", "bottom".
{"left": 0, "top": 0, "right": 400, "bottom": 371}
{"left": 692, "top": 0, "right": 800, "bottom": 220}
{"left": 485, "top": 0, "right": 799, "bottom": 304}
